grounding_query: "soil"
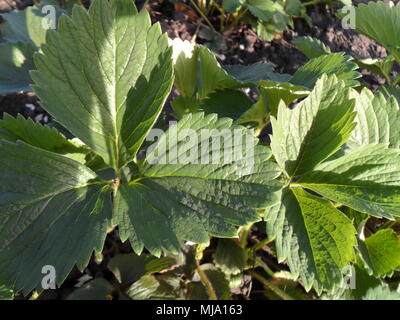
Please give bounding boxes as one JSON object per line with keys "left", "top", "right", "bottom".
{"left": 0, "top": 0, "right": 393, "bottom": 300}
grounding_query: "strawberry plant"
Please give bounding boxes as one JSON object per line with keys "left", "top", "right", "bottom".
{"left": 1, "top": 0, "right": 400, "bottom": 300}
{"left": 0, "top": 0, "right": 281, "bottom": 295}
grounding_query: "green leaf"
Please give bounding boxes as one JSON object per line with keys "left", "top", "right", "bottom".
{"left": 145, "top": 257, "right": 178, "bottom": 275}
{"left": 246, "top": 0, "right": 284, "bottom": 21}
{"left": 379, "top": 84, "right": 400, "bottom": 106}
{"left": 222, "top": 62, "right": 276, "bottom": 86}
{"left": 253, "top": 12, "right": 288, "bottom": 41}
{"left": 67, "top": 278, "right": 113, "bottom": 300}
{"left": 171, "top": 96, "right": 202, "bottom": 119}
{"left": 0, "top": 140, "right": 112, "bottom": 293}
{"left": 0, "top": 113, "right": 81, "bottom": 153}
{"left": 258, "top": 80, "right": 309, "bottom": 117}
{"left": 108, "top": 253, "right": 153, "bottom": 285}
{"left": 354, "top": 56, "right": 395, "bottom": 83}
{"left": 31, "top": 0, "right": 174, "bottom": 168}
{"left": 292, "top": 36, "right": 331, "bottom": 59}
{"left": 299, "top": 144, "right": 400, "bottom": 219}
{"left": 236, "top": 92, "right": 269, "bottom": 127}
{"left": 223, "top": 0, "right": 244, "bottom": 13}
{"left": 172, "top": 38, "right": 276, "bottom": 100}
{"left": 266, "top": 188, "right": 356, "bottom": 293}
{"left": 328, "top": 259, "right": 400, "bottom": 300}
{"left": 285, "top": 0, "right": 303, "bottom": 16}
{"left": 0, "top": 42, "right": 35, "bottom": 94}
{"left": 125, "top": 275, "right": 159, "bottom": 300}
{"left": 0, "top": 285, "right": 14, "bottom": 300}
{"left": 114, "top": 113, "right": 282, "bottom": 256}
{"left": 214, "top": 239, "right": 247, "bottom": 275}
{"left": 270, "top": 74, "right": 356, "bottom": 177}
{"left": 290, "top": 53, "right": 360, "bottom": 89}
{"left": 363, "top": 285, "right": 400, "bottom": 300}
{"left": 355, "top": 1, "right": 400, "bottom": 54}
{"left": 126, "top": 274, "right": 183, "bottom": 300}
{"left": 347, "top": 88, "right": 400, "bottom": 149}
{"left": 359, "top": 229, "right": 400, "bottom": 277}
{"left": 172, "top": 89, "right": 253, "bottom": 120}
{"left": 197, "top": 89, "right": 254, "bottom": 120}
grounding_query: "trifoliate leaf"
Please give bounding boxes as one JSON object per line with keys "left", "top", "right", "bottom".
{"left": 270, "top": 74, "right": 356, "bottom": 177}
{"left": 266, "top": 188, "right": 356, "bottom": 293}
{"left": 299, "top": 144, "right": 400, "bottom": 219}
{"left": 348, "top": 88, "right": 400, "bottom": 149}
{"left": 114, "top": 113, "right": 282, "bottom": 256}
{"left": 359, "top": 229, "right": 400, "bottom": 277}
{"left": 290, "top": 53, "right": 360, "bottom": 89}
{"left": 0, "top": 140, "right": 112, "bottom": 293}
{"left": 292, "top": 36, "right": 331, "bottom": 59}
{"left": 31, "top": 0, "right": 174, "bottom": 168}
{"left": 0, "top": 42, "right": 35, "bottom": 94}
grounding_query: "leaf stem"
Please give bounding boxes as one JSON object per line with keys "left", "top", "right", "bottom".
{"left": 302, "top": 0, "right": 325, "bottom": 6}
{"left": 196, "top": 262, "right": 218, "bottom": 300}
{"left": 239, "top": 223, "right": 253, "bottom": 248}
{"left": 188, "top": 0, "right": 217, "bottom": 32}
{"left": 249, "top": 271, "right": 294, "bottom": 300}
{"left": 289, "top": 183, "right": 302, "bottom": 188}
{"left": 251, "top": 238, "right": 273, "bottom": 252}
{"left": 255, "top": 257, "right": 275, "bottom": 277}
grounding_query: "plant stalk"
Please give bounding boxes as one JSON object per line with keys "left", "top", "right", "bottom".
{"left": 196, "top": 262, "right": 218, "bottom": 300}
{"left": 189, "top": 0, "right": 217, "bottom": 32}
{"left": 249, "top": 271, "right": 294, "bottom": 300}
